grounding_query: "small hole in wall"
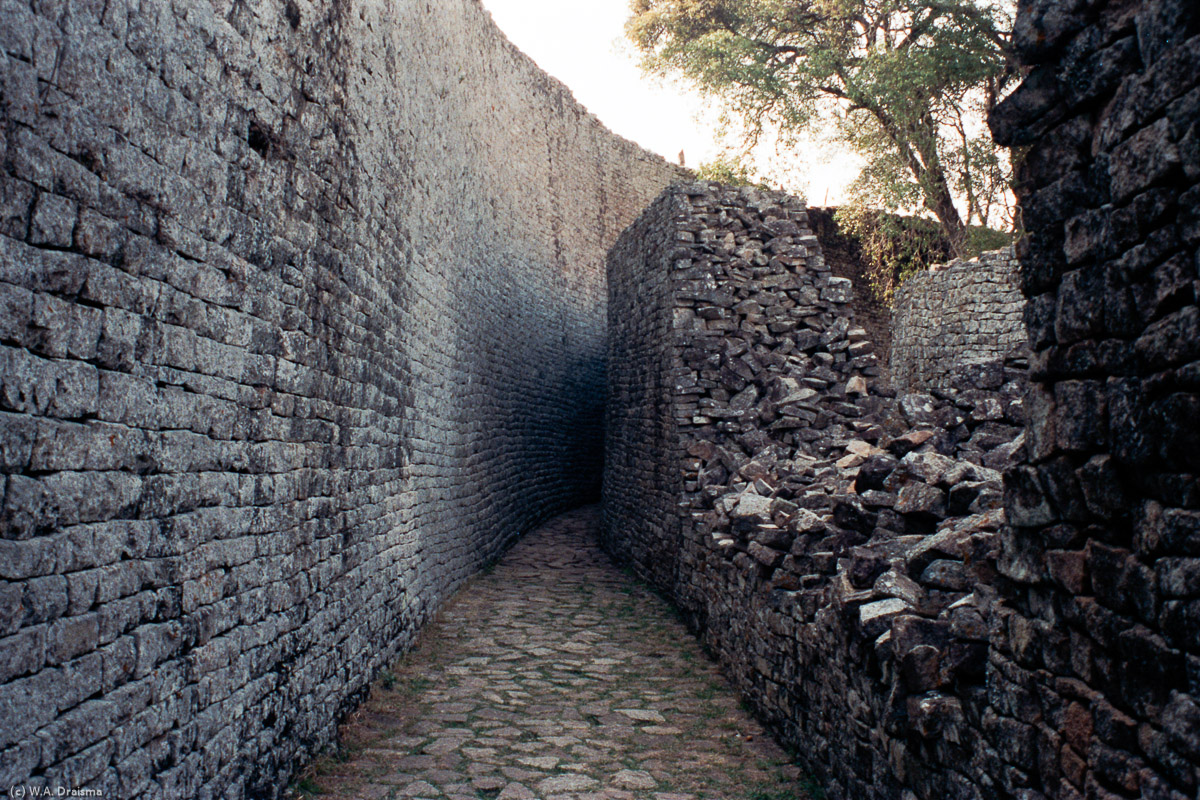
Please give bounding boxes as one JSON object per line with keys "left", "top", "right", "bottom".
{"left": 284, "top": 0, "right": 300, "bottom": 29}
{"left": 248, "top": 120, "right": 272, "bottom": 159}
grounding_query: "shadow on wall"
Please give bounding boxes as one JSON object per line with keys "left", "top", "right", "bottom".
{"left": 565, "top": 350, "right": 608, "bottom": 503}
{"left": 0, "top": 0, "right": 684, "bottom": 798}
{"left": 806, "top": 208, "right": 897, "bottom": 363}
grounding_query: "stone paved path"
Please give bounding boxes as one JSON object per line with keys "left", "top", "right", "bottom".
{"left": 293, "top": 506, "right": 815, "bottom": 800}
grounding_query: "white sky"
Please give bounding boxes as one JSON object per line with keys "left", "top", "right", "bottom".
{"left": 478, "top": 0, "right": 863, "bottom": 205}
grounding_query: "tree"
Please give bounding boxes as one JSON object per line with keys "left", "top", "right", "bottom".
{"left": 695, "top": 155, "right": 775, "bottom": 188}
{"left": 627, "top": 0, "right": 1017, "bottom": 256}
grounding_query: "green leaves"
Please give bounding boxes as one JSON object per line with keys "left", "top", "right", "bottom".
{"left": 626, "top": 0, "right": 1018, "bottom": 249}
{"left": 695, "top": 154, "right": 776, "bottom": 188}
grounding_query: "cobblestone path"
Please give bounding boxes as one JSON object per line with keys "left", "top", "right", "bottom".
{"left": 294, "top": 506, "right": 815, "bottom": 800}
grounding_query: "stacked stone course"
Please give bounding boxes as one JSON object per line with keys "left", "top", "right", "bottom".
{"left": 0, "top": 1, "right": 683, "bottom": 797}
{"left": 604, "top": 183, "right": 1032, "bottom": 798}
{"left": 987, "top": 0, "right": 1200, "bottom": 797}
{"left": 891, "top": 247, "right": 1027, "bottom": 392}
{"left": 605, "top": 76, "right": 1199, "bottom": 791}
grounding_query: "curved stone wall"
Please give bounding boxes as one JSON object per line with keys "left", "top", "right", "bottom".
{"left": 890, "top": 247, "right": 1026, "bottom": 392}
{"left": 0, "top": 1, "right": 683, "bottom": 797}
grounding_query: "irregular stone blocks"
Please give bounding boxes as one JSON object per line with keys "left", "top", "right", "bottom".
{"left": 606, "top": 1, "right": 1200, "bottom": 795}
{"left": 987, "top": 0, "right": 1200, "bottom": 797}
{"left": 603, "top": 182, "right": 1024, "bottom": 799}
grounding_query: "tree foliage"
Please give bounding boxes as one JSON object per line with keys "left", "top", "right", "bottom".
{"left": 833, "top": 204, "right": 1014, "bottom": 305}
{"left": 627, "top": 0, "right": 1017, "bottom": 255}
{"left": 695, "top": 155, "right": 775, "bottom": 189}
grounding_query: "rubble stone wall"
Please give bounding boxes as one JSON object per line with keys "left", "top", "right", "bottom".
{"left": 891, "top": 247, "right": 1026, "bottom": 392}
{"left": 987, "top": 0, "right": 1200, "bottom": 797}
{"left": 0, "top": 1, "right": 683, "bottom": 797}
{"left": 806, "top": 207, "right": 896, "bottom": 364}
{"left": 607, "top": 1, "right": 1200, "bottom": 797}
{"left": 606, "top": 183, "right": 939, "bottom": 799}
{"left": 601, "top": 185, "right": 1031, "bottom": 800}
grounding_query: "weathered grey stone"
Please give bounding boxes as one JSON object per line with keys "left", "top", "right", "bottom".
{"left": 899, "top": 452, "right": 958, "bottom": 486}
{"left": 899, "top": 393, "right": 940, "bottom": 426}
{"left": 0, "top": 1, "right": 687, "bottom": 796}
{"left": 0, "top": 626, "right": 45, "bottom": 683}
{"left": 890, "top": 249, "right": 1026, "bottom": 394}
{"left": 895, "top": 484, "right": 948, "bottom": 518}
{"left": 732, "top": 492, "right": 774, "bottom": 525}
{"left": 860, "top": 598, "right": 911, "bottom": 637}
{"left": 28, "top": 193, "right": 77, "bottom": 248}
{"left": 46, "top": 614, "right": 99, "bottom": 665}
{"left": 920, "top": 560, "right": 970, "bottom": 591}
{"left": 748, "top": 541, "right": 786, "bottom": 568}
{"left": 0, "top": 670, "right": 60, "bottom": 749}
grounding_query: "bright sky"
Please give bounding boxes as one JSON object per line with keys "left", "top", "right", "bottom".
{"left": 478, "top": 0, "right": 863, "bottom": 205}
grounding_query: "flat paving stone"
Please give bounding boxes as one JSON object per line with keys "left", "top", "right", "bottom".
{"left": 292, "top": 506, "right": 815, "bottom": 799}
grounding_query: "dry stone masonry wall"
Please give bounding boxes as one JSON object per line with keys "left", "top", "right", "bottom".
{"left": 2, "top": 0, "right": 1197, "bottom": 797}
{"left": 987, "top": 0, "right": 1200, "bottom": 797}
{"left": 604, "top": 183, "right": 1028, "bottom": 799}
{"left": 891, "top": 247, "right": 1027, "bottom": 392}
{"left": 601, "top": 189, "right": 684, "bottom": 591}
{"left": 0, "top": 1, "right": 683, "bottom": 797}
{"left": 606, "top": 0, "right": 1200, "bottom": 794}
{"left": 604, "top": 183, "right": 882, "bottom": 605}
{"left": 806, "top": 207, "right": 897, "bottom": 365}
{"left": 604, "top": 71, "right": 1199, "bottom": 792}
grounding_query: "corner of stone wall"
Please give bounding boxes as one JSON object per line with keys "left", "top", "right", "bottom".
{"left": 603, "top": 186, "right": 689, "bottom": 590}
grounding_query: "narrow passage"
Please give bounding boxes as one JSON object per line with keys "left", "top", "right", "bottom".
{"left": 295, "top": 506, "right": 815, "bottom": 800}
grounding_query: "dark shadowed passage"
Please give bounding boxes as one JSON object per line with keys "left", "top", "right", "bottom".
{"left": 292, "top": 507, "right": 815, "bottom": 800}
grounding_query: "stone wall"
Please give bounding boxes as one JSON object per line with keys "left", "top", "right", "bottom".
{"left": 606, "top": 1, "right": 1200, "bottom": 796}
{"left": 601, "top": 189, "right": 684, "bottom": 591}
{"left": 0, "top": 1, "right": 683, "bottom": 797}
{"left": 606, "top": 184, "right": 938, "bottom": 799}
{"left": 604, "top": 184, "right": 880, "bottom": 591}
{"left": 602, "top": 182, "right": 1032, "bottom": 800}
{"left": 891, "top": 247, "right": 1026, "bottom": 392}
{"left": 604, "top": 117, "right": 1197, "bottom": 795}
{"left": 807, "top": 207, "right": 897, "bottom": 367}
{"left": 987, "top": 0, "right": 1200, "bottom": 796}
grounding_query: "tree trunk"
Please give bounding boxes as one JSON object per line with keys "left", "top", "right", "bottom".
{"left": 910, "top": 117, "right": 968, "bottom": 257}
{"left": 868, "top": 106, "right": 970, "bottom": 257}
{"left": 926, "top": 176, "right": 968, "bottom": 257}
